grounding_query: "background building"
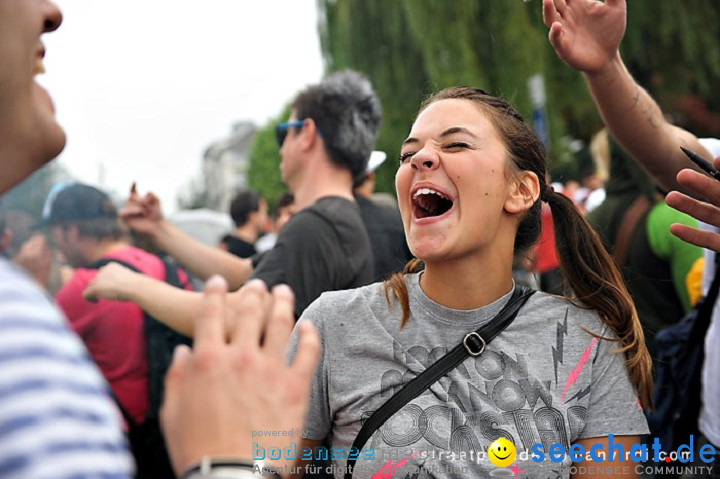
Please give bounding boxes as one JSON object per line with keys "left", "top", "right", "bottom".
{"left": 202, "top": 121, "right": 257, "bottom": 212}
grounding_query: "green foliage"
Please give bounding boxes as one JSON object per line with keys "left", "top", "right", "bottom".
{"left": 247, "top": 106, "right": 291, "bottom": 210}
{"left": 317, "top": 0, "right": 720, "bottom": 187}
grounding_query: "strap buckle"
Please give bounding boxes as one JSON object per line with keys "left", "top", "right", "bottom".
{"left": 463, "top": 332, "right": 486, "bottom": 357}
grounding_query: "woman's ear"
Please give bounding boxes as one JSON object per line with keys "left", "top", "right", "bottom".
{"left": 505, "top": 171, "right": 540, "bottom": 214}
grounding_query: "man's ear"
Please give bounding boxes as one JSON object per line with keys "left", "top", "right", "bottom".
{"left": 300, "top": 118, "right": 320, "bottom": 150}
{"left": 505, "top": 171, "right": 540, "bottom": 214}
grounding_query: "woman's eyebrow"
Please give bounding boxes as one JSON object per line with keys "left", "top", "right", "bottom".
{"left": 402, "top": 127, "right": 477, "bottom": 147}
{"left": 402, "top": 137, "right": 418, "bottom": 147}
{"left": 440, "top": 126, "right": 477, "bottom": 139}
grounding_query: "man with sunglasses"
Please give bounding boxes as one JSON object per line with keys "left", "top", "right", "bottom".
{"left": 86, "top": 70, "right": 378, "bottom": 320}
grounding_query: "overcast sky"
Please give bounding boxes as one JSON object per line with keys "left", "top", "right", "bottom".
{"left": 40, "top": 0, "right": 324, "bottom": 213}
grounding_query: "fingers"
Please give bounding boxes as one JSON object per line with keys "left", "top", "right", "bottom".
{"left": 159, "top": 344, "right": 191, "bottom": 447}
{"left": 542, "top": 0, "right": 566, "bottom": 52}
{"left": 163, "top": 344, "right": 192, "bottom": 396}
{"left": 232, "top": 279, "right": 269, "bottom": 351}
{"left": 676, "top": 168, "right": 720, "bottom": 206}
{"left": 553, "top": 0, "right": 568, "bottom": 16}
{"left": 605, "top": 0, "right": 626, "bottom": 7}
{"left": 82, "top": 285, "right": 99, "bottom": 303}
{"left": 262, "top": 284, "right": 296, "bottom": 358}
{"left": 194, "top": 276, "right": 229, "bottom": 352}
{"left": 667, "top": 191, "right": 720, "bottom": 229}
{"left": 145, "top": 191, "right": 160, "bottom": 205}
{"left": 119, "top": 203, "right": 145, "bottom": 219}
{"left": 670, "top": 223, "right": 720, "bottom": 253}
{"left": 290, "top": 321, "right": 321, "bottom": 383}
{"left": 542, "top": 0, "right": 561, "bottom": 27}
{"left": 548, "top": 21, "right": 565, "bottom": 50}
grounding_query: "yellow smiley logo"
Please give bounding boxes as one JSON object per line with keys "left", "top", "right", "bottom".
{"left": 488, "top": 437, "right": 516, "bottom": 467}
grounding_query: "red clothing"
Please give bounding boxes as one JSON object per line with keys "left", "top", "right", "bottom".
{"left": 535, "top": 205, "right": 560, "bottom": 274}
{"left": 56, "top": 246, "right": 179, "bottom": 424}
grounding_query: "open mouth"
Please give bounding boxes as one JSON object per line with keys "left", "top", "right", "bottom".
{"left": 412, "top": 187, "right": 453, "bottom": 219}
{"left": 34, "top": 58, "right": 45, "bottom": 75}
{"left": 34, "top": 46, "right": 46, "bottom": 75}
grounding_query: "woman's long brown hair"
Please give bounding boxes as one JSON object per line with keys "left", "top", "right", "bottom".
{"left": 384, "top": 87, "right": 653, "bottom": 409}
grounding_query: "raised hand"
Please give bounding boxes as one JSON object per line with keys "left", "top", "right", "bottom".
{"left": 120, "top": 182, "right": 165, "bottom": 238}
{"left": 160, "top": 277, "right": 320, "bottom": 476}
{"left": 543, "top": 0, "right": 627, "bottom": 74}
{"left": 667, "top": 157, "right": 720, "bottom": 253}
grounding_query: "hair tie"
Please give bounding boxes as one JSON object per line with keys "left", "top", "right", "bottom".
{"left": 543, "top": 184, "right": 555, "bottom": 202}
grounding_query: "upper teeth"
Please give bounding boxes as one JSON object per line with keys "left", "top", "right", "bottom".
{"left": 413, "top": 188, "right": 448, "bottom": 200}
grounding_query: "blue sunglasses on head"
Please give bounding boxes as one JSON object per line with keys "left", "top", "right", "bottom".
{"left": 275, "top": 120, "right": 305, "bottom": 147}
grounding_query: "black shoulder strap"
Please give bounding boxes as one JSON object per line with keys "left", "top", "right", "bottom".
{"left": 344, "top": 286, "right": 536, "bottom": 479}
{"left": 687, "top": 253, "right": 720, "bottom": 349}
{"left": 87, "top": 258, "right": 141, "bottom": 274}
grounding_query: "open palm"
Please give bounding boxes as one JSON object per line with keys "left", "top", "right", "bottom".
{"left": 543, "top": 0, "right": 627, "bottom": 74}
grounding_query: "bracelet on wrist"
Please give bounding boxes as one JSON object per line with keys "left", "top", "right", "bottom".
{"left": 181, "top": 457, "right": 281, "bottom": 479}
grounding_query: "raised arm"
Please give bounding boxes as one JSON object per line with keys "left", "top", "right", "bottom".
{"left": 542, "top": 0, "right": 710, "bottom": 192}
{"left": 83, "top": 263, "right": 202, "bottom": 337}
{"left": 122, "top": 184, "right": 253, "bottom": 289}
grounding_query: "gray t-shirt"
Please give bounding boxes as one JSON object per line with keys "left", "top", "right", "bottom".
{"left": 297, "top": 273, "right": 648, "bottom": 478}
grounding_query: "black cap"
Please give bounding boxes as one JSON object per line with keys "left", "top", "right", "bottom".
{"left": 36, "top": 183, "right": 117, "bottom": 228}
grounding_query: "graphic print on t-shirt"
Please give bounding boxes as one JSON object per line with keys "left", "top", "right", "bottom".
{"left": 363, "top": 309, "right": 600, "bottom": 477}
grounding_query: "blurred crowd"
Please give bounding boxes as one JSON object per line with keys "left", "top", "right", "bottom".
{"left": 2, "top": 1, "right": 720, "bottom": 479}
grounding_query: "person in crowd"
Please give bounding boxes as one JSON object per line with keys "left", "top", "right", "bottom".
{"left": 0, "top": 1, "right": 134, "bottom": 476}
{"left": 255, "top": 192, "right": 295, "bottom": 254}
{"left": 354, "top": 150, "right": 413, "bottom": 281}
{"left": 543, "top": 0, "right": 720, "bottom": 474}
{"left": 84, "top": 70, "right": 380, "bottom": 324}
{"left": 38, "top": 182, "right": 197, "bottom": 474}
{"left": 585, "top": 129, "right": 703, "bottom": 359}
{"left": 294, "top": 86, "right": 652, "bottom": 478}
{"left": 220, "top": 190, "right": 268, "bottom": 259}
{"left": 0, "top": 2, "right": 321, "bottom": 478}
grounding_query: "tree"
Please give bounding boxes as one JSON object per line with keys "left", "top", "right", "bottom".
{"left": 246, "top": 107, "right": 291, "bottom": 212}
{"left": 317, "top": 1, "right": 720, "bottom": 186}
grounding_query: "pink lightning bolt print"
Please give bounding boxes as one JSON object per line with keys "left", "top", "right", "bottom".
{"left": 560, "top": 337, "right": 598, "bottom": 400}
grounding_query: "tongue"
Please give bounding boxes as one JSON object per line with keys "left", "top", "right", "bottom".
{"left": 416, "top": 194, "right": 450, "bottom": 218}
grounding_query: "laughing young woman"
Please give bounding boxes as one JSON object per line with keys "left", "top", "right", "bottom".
{"left": 295, "top": 87, "right": 652, "bottom": 479}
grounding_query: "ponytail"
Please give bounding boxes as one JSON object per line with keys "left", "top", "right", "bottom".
{"left": 544, "top": 188, "right": 653, "bottom": 409}
{"left": 384, "top": 259, "right": 423, "bottom": 329}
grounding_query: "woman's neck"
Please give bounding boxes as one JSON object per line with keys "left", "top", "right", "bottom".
{"left": 420, "top": 255, "right": 514, "bottom": 310}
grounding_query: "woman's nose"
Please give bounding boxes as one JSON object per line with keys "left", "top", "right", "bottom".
{"left": 42, "top": 1, "right": 63, "bottom": 33}
{"left": 410, "top": 148, "right": 440, "bottom": 171}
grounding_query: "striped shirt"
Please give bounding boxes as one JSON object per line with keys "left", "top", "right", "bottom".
{"left": 0, "top": 258, "right": 133, "bottom": 479}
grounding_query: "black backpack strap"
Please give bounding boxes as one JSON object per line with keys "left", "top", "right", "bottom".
{"left": 344, "top": 286, "right": 536, "bottom": 479}
{"left": 87, "top": 258, "right": 141, "bottom": 274}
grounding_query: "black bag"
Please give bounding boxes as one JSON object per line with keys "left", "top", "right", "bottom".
{"left": 89, "top": 255, "right": 194, "bottom": 479}
{"left": 646, "top": 256, "right": 720, "bottom": 449}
